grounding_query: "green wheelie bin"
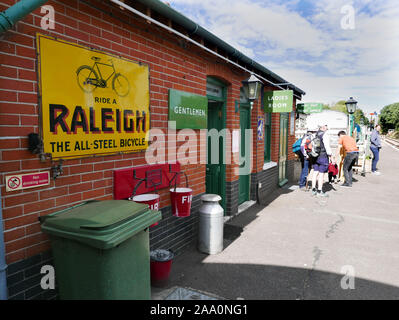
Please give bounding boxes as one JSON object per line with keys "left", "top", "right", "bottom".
{"left": 40, "top": 200, "right": 161, "bottom": 300}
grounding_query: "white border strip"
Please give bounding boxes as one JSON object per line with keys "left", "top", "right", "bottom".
{"left": 383, "top": 139, "right": 399, "bottom": 151}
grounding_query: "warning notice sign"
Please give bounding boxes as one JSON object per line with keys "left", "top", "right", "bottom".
{"left": 5, "top": 172, "right": 50, "bottom": 192}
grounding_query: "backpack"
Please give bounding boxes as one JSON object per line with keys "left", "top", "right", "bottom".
{"left": 292, "top": 138, "right": 302, "bottom": 153}
{"left": 304, "top": 134, "right": 313, "bottom": 154}
{"left": 328, "top": 163, "right": 338, "bottom": 176}
{"left": 308, "top": 132, "right": 324, "bottom": 158}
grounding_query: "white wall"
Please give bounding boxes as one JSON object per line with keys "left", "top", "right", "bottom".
{"left": 295, "top": 110, "right": 349, "bottom": 149}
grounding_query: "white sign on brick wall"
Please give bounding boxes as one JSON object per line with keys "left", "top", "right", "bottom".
{"left": 5, "top": 171, "right": 50, "bottom": 192}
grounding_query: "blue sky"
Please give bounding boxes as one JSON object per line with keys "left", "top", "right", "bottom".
{"left": 169, "top": 0, "right": 399, "bottom": 114}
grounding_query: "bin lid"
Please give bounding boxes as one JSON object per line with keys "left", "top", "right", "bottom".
{"left": 150, "top": 249, "right": 174, "bottom": 262}
{"left": 40, "top": 200, "right": 162, "bottom": 249}
{"left": 201, "top": 194, "right": 222, "bottom": 202}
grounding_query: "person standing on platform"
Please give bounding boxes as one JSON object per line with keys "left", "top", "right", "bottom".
{"left": 370, "top": 125, "right": 382, "bottom": 175}
{"left": 311, "top": 125, "right": 332, "bottom": 197}
{"left": 298, "top": 131, "right": 313, "bottom": 190}
{"left": 336, "top": 131, "right": 359, "bottom": 188}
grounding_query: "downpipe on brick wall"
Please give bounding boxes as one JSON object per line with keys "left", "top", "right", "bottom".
{"left": 0, "top": 0, "right": 48, "bottom": 33}
{"left": 0, "top": 0, "right": 49, "bottom": 299}
{"left": 0, "top": 188, "right": 7, "bottom": 300}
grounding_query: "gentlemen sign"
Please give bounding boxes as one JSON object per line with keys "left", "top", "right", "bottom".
{"left": 264, "top": 90, "right": 293, "bottom": 113}
{"left": 168, "top": 89, "right": 208, "bottom": 129}
{"left": 37, "top": 34, "right": 150, "bottom": 159}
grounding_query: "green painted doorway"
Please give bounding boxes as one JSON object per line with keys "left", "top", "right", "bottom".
{"left": 206, "top": 78, "right": 226, "bottom": 210}
{"left": 279, "top": 113, "right": 289, "bottom": 186}
{"left": 239, "top": 104, "right": 251, "bottom": 204}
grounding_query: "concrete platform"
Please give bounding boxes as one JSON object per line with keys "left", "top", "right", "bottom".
{"left": 154, "top": 140, "right": 399, "bottom": 300}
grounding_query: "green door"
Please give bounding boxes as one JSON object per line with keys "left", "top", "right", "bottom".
{"left": 239, "top": 104, "right": 250, "bottom": 204}
{"left": 279, "top": 113, "right": 289, "bottom": 186}
{"left": 206, "top": 101, "right": 225, "bottom": 209}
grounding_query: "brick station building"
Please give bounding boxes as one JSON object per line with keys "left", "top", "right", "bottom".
{"left": 0, "top": 0, "right": 305, "bottom": 299}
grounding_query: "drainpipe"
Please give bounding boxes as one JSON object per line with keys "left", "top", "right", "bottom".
{"left": 0, "top": 0, "right": 48, "bottom": 33}
{"left": 0, "top": 0, "right": 49, "bottom": 300}
{"left": 0, "top": 188, "right": 7, "bottom": 300}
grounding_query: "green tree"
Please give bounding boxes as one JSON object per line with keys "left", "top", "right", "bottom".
{"left": 379, "top": 103, "right": 399, "bottom": 133}
{"left": 353, "top": 109, "right": 369, "bottom": 126}
{"left": 328, "top": 100, "right": 369, "bottom": 126}
{"left": 330, "top": 100, "right": 348, "bottom": 114}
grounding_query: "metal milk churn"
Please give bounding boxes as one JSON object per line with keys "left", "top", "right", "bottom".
{"left": 198, "top": 194, "right": 224, "bottom": 254}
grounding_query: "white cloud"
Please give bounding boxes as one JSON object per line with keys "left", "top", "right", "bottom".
{"left": 170, "top": 0, "right": 399, "bottom": 113}
{"left": 267, "top": 64, "right": 399, "bottom": 112}
{"left": 172, "top": 0, "right": 326, "bottom": 56}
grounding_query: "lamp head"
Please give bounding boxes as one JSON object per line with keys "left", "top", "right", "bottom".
{"left": 242, "top": 74, "right": 263, "bottom": 102}
{"left": 345, "top": 97, "right": 358, "bottom": 114}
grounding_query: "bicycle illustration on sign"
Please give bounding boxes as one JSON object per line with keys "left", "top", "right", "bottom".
{"left": 76, "top": 56, "right": 130, "bottom": 97}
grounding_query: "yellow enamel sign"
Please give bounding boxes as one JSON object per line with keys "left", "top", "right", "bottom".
{"left": 37, "top": 34, "right": 150, "bottom": 159}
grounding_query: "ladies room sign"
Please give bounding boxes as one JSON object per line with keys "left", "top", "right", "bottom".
{"left": 264, "top": 90, "right": 293, "bottom": 113}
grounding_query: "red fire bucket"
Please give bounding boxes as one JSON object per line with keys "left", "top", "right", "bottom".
{"left": 170, "top": 188, "right": 192, "bottom": 217}
{"left": 150, "top": 249, "right": 174, "bottom": 287}
{"left": 132, "top": 193, "right": 160, "bottom": 227}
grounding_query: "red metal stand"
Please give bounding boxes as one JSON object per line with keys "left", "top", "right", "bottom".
{"left": 113, "top": 163, "right": 181, "bottom": 200}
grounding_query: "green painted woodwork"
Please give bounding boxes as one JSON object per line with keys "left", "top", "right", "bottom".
{"left": 239, "top": 104, "right": 250, "bottom": 204}
{"left": 206, "top": 77, "right": 226, "bottom": 211}
{"left": 264, "top": 90, "right": 294, "bottom": 113}
{"left": 168, "top": 89, "right": 208, "bottom": 129}
{"left": 279, "top": 113, "right": 289, "bottom": 186}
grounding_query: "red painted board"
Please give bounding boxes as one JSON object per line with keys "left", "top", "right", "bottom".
{"left": 113, "top": 163, "right": 181, "bottom": 200}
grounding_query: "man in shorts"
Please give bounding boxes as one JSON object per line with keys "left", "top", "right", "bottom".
{"left": 311, "top": 125, "right": 332, "bottom": 197}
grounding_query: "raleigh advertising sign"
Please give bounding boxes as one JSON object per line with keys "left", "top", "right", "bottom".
{"left": 168, "top": 89, "right": 208, "bottom": 129}
{"left": 37, "top": 34, "right": 150, "bottom": 159}
{"left": 264, "top": 90, "right": 293, "bottom": 113}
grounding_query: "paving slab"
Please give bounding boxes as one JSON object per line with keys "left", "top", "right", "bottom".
{"left": 154, "top": 141, "right": 399, "bottom": 300}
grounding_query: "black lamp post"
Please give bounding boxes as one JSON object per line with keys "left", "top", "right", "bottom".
{"left": 242, "top": 74, "right": 263, "bottom": 109}
{"left": 345, "top": 97, "right": 358, "bottom": 136}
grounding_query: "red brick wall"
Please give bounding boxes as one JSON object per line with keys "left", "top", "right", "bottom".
{"left": 287, "top": 98, "right": 297, "bottom": 161}
{"left": 0, "top": 0, "right": 295, "bottom": 265}
{"left": 250, "top": 99, "right": 263, "bottom": 173}
{"left": 0, "top": 0, "right": 205, "bottom": 264}
{"left": 270, "top": 113, "right": 279, "bottom": 163}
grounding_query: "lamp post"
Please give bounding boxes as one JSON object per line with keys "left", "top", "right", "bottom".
{"left": 242, "top": 73, "right": 263, "bottom": 109}
{"left": 345, "top": 97, "right": 357, "bottom": 137}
